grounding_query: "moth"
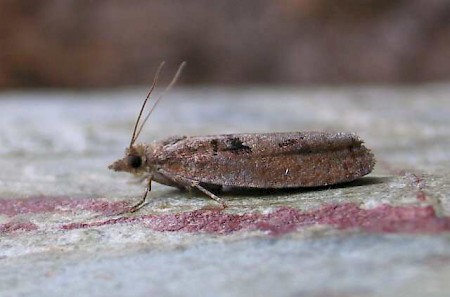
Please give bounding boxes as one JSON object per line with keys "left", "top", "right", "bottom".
{"left": 109, "top": 62, "right": 375, "bottom": 212}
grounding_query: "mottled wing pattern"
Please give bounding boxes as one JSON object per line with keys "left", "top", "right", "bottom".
{"left": 156, "top": 132, "right": 375, "bottom": 188}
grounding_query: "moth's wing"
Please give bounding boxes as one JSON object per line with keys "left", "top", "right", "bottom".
{"left": 156, "top": 132, "right": 375, "bottom": 188}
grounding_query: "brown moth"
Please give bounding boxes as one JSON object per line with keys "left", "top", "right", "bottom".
{"left": 109, "top": 62, "right": 376, "bottom": 211}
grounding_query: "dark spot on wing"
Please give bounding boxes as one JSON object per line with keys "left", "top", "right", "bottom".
{"left": 278, "top": 138, "right": 298, "bottom": 148}
{"left": 210, "top": 139, "right": 219, "bottom": 155}
{"left": 224, "top": 137, "right": 252, "bottom": 154}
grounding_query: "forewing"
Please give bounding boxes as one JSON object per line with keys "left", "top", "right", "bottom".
{"left": 156, "top": 132, "right": 375, "bottom": 188}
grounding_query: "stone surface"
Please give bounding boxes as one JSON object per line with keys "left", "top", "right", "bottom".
{"left": 1, "top": 85, "right": 450, "bottom": 296}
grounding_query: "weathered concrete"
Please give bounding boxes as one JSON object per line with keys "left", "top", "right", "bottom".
{"left": 1, "top": 85, "right": 450, "bottom": 296}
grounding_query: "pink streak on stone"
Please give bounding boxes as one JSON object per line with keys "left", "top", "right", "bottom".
{"left": 0, "top": 196, "right": 128, "bottom": 217}
{"left": 3, "top": 196, "right": 449, "bottom": 235}
{"left": 0, "top": 221, "right": 38, "bottom": 234}
{"left": 61, "top": 203, "right": 450, "bottom": 235}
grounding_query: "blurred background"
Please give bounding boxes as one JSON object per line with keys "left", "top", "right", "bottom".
{"left": 0, "top": 0, "right": 449, "bottom": 89}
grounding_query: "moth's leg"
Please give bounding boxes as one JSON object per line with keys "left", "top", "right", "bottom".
{"left": 127, "top": 178, "right": 152, "bottom": 213}
{"left": 157, "top": 168, "right": 227, "bottom": 208}
{"left": 193, "top": 182, "right": 228, "bottom": 209}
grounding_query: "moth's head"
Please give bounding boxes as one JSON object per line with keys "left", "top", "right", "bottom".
{"left": 108, "top": 144, "right": 149, "bottom": 175}
{"left": 108, "top": 62, "right": 184, "bottom": 175}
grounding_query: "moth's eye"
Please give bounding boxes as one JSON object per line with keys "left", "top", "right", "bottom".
{"left": 127, "top": 155, "right": 142, "bottom": 169}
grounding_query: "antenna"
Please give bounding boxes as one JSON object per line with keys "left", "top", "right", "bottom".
{"left": 133, "top": 61, "right": 186, "bottom": 143}
{"left": 129, "top": 62, "right": 165, "bottom": 148}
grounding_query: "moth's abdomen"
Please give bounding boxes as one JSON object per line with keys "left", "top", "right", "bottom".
{"left": 157, "top": 132, "right": 375, "bottom": 188}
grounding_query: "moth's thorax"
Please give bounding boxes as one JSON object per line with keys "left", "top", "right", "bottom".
{"left": 108, "top": 143, "right": 157, "bottom": 175}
